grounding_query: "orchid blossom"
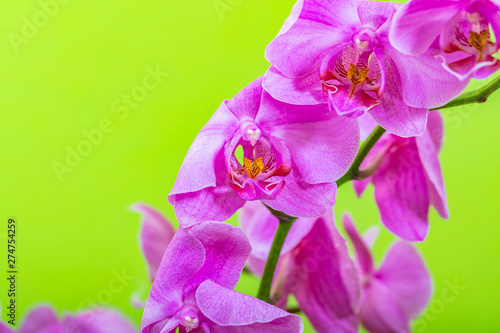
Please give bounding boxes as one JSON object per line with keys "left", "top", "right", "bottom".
{"left": 343, "top": 214, "right": 432, "bottom": 333}
{"left": 168, "top": 76, "right": 359, "bottom": 226}
{"left": 390, "top": 0, "right": 500, "bottom": 81}
{"left": 264, "top": 0, "right": 469, "bottom": 136}
{"left": 353, "top": 112, "right": 448, "bottom": 241}
{"left": 140, "top": 221, "right": 303, "bottom": 332}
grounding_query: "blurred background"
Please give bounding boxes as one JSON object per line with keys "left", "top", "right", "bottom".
{"left": 1, "top": 0, "right": 499, "bottom": 331}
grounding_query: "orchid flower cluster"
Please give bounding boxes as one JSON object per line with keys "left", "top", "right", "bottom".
{"left": 137, "top": 0, "right": 500, "bottom": 332}
{"left": 9, "top": 0, "right": 498, "bottom": 332}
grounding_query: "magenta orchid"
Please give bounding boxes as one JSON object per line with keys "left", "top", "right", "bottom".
{"left": 353, "top": 112, "right": 448, "bottom": 241}
{"left": 168, "top": 76, "right": 359, "bottom": 226}
{"left": 140, "top": 221, "right": 303, "bottom": 333}
{"left": 343, "top": 214, "right": 432, "bottom": 333}
{"left": 390, "top": 0, "right": 500, "bottom": 81}
{"left": 132, "top": 203, "right": 176, "bottom": 281}
{"left": 264, "top": 0, "right": 469, "bottom": 136}
{"left": 240, "top": 201, "right": 360, "bottom": 333}
{"left": 0, "top": 305, "right": 136, "bottom": 333}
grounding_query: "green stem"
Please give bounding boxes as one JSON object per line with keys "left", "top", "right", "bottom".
{"left": 257, "top": 205, "right": 296, "bottom": 302}
{"left": 336, "top": 74, "right": 500, "bottom": 187}
{"left": 431, "top": 74, "right": 500, "bottom": 111}
{"left": 336, "top": 125, "right": 386, "bottom": 188}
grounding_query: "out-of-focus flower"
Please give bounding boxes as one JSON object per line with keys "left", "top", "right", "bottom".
{"left": 168, "top": 76, "right": 359, "bottom": 226}
{"left": 353, "top": 112, "right": 448, "bottom": 241}
{"left": 264, "top": 0, "right": 468, "bottom": 136}
{"left": 390, "top": 0, "right": 500, "bottom": 81}
{"left": 343, "top": 214, "right": 432, "bottom": 333}
{"left": 132, "top": 203, "right": 175, "bottom": 282}
{"left": 240, "top": 201, "right": 360, "bottom": 333}
{"left": 0, "top": 305, "right": 136, "bottom": 333}
{"left": 140, "top": 221, "right": 303, "bottom": 333}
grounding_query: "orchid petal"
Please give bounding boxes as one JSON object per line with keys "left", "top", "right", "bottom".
{"left": 64, "top": 308, "right": 136, "bottom": 333}
{"left": 370, "top": 55, "right": 428, "bottom": 137}
{"left": 416, "top": 121, "right": 449, "bottom": 219}
{"left": 389, "top": 0, "right": 460, "bottom": 55}
{"left": 290, "top": 215, "right": 360, "bottom": 333}
{"left": 196, "top": 280, "right": 304, "bottom": 332}
{"left": 342, "top": 214, "right": 373, "bottom": 275}
{"left": 141, "top": 227, "right": 205, "bottom": 332}
{"left": 372, "top": 140, "right": 430, "bottom": 241}
{"left": 387, "top": 48, "right": 469, "bottom": 109}
{"left": 20, "top": 305, "right": 60, "bottom": 333}
{"left": 239, "top": 201, "right": 316, "bottom": 260}
{"left": 359, "top": 279, "right": 409, "bottom": 333}
{"left": 262, "top": 66, "right": 324, "bottom": 106}
{"left": 377, "top": 242, "right": 433, "bottom": 321}
{"left": 132, "top": 204, "right": 176, "bottom": 281}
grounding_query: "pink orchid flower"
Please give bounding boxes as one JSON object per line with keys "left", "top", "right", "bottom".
{"left": 354, "top": 112, "right": 448, "bottom": 241}
{"left": 140, "top": 221, "right": 303, "bottom": 333}
{"left": 132, "top": 203, "right": 176, "bottom": 282}
{"left": 240, "top": 201, "right": 360, "bottom": 333}
{"left": 343, "top": 214, "right": 433, "bottom": 333}
{"left": 264, "top": 0, "right": 468, "bottom": 137}
{"left": 168, "top": 76, "right": 359, "bottom": 226}
{"left": 390, "top": 0, "right": 500, "bottom": 81}
{"left": 0, "top": 305, "right": 136, "bottom": 333}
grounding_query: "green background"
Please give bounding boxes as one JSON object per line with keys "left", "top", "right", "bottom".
{"left": 1, "top": 0, "right": 499, "bottom": 332}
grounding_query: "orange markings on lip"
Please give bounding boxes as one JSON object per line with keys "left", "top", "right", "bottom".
{"left": 243, "top": 157, "right": 264, "bottom": 179}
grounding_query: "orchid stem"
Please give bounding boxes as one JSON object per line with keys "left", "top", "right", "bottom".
{"left": 257, "top": 205, "right": 296, "bottom": 302}
{"left": 336, "top": 74, "right": 500, "bottom": 187}
{"left": 431, "top": 74, "right": 500, "bottom": 111}
{"left": 336, "top": 126, "right": 386, "bottom": 188}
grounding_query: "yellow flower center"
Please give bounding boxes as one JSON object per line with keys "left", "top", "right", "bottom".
{"left": 243, "top": 157, "right": 264, "bottom": 179}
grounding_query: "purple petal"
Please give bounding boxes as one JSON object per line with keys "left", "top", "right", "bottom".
{"left": 370, "top": 54, "right": 428, "bottom": 137}
{"left": 132, "top": 204, "right": 176, "bottom": 281}
{"left": 182, "top": 222, "right": 251, "bottom": 301}
{"left": 342, "top": 214, "right": 374, "bottom": 275}
{"left": 141, "top": 227, "right": 205, "bottom": 332}
{"left": 264, "top": 170, "right": 337, "bottom": 218}
{"left": 225, "top": 76, "right": 263, "bottom": 121}
{"left": 20, "top": 305, "right": 60, "bottom": 333}
{"left": 426, "top": 111, "right": 444, "bottom": 152}
{"left": 416, "top": 123, "right": 449, "bottom": 219}
{"left": 263, "top": 66, "right": 325, "bottom": 105}
{"left": 169, "top": 149, "right": 246, "bottom": 227}
{"left": 289, "top": 215, "right": 360, "bottom": 333}
{"left": 196, "top": 280, "right": 304, "bottom": 332}
{"left": 387, "top": 48, "right": 469, "bottom": 109}
{"left": 376, "top": 241, "right": 433, "bottom": 321}
{"left": 239, "top": 201, "right": 316, "bottom": 260}
{"left": 277, "top": 0, "right": 304, "bottom": 36}
{"left": 359, "top": 279, "right": 409, "bottom": 333}
{"left": 356, "top": 0, "right": 395, "bottom": 30}
{"left": 359, "top": 113, "right": 378, "bottom": 141}
{"left": 389, "top": 0, "right": 460, "bottom": 55}
{"left": 169, "top": 102, "right": 239, "bottom": 197}
{"left": 258, "top": 93, "right": 360, "bottom": 184}
{"left": 372, "top": 139, "right": 430, "bottom": 241}
{"left": 64, "top": 308, "right": 136, "bottom": 333}
{"left": 265, "top": 20, "right": 348, "bottom": 78}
